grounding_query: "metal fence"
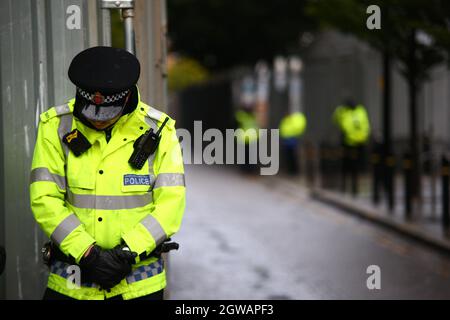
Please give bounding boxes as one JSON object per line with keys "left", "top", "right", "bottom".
{"left": 0, "top": 0, "right": 102, "bottom": 299}
{"left": 0, "top": 0, "right": 167, "bottom": 299}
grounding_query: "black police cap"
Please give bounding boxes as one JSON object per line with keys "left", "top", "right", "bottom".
{"left": 68, "top": 46, "right": 140, "bottom": 96}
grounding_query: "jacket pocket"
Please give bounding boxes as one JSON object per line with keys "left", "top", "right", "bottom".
{"left": 66, "top": 163, "right": 95, "bottom": 190}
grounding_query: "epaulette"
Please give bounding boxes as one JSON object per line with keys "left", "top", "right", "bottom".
{"left": 143, "top": 105, "right": 175, "bottom": 130}
{"left": 40, "top": 104, "right": 72, "bottom": 123}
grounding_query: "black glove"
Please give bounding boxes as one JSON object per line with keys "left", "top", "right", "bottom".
{"left": 152, "top": 239, "right": 179, "bottom": 257}
{"left": 80, "top": 245, "right": 137, "bottom": 290}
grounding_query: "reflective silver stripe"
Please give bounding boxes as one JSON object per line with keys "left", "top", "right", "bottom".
{"left": 147, "top": 107, "right": 163, "bottom": 121}
{"left": 66, "top": 188, "right": 152, "bottom": 210}
{"left": 144, "top": 114, "right": 158, "bottom": 131}
{"left": 58, "top": 112, "right": 73, "bottom": 158}
{"left": 51, "top": 214, "right": 81, "bottom": 245}
{"left": 55, "top": 104, "right": 71, "bottom": 115}
{"left": 143, "top": 116, "right": 157, "bottom": 178}
{"left": 144, "top": 116, "right": 158, "bottom": 179}
{"left": 30, "top": 167, "right": 66, "bottom": 190}
{"left": 140, "top": 215, "right": 166, "bottom": 246}
{"left": 148, "top": 153, "right": 156, "bottom": 182}
{"left": 153, "top": 173, "right": 185, "bottom": 189}
{"left": 143, "top": 112, "right": 160, "bottom": 179}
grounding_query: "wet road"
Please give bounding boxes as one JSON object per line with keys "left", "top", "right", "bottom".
{"left": 169, "top": 165, "right": 450, "bottom": 299}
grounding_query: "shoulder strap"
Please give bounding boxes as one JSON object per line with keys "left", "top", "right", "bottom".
{"left": 146, "top": 107, "right": 164, "bottom": 123}
{"left": 40, "top": 104, "right": 72, "bottom": 123}
{"left": 53, "top": 104, "right": 73, "bottom": 160}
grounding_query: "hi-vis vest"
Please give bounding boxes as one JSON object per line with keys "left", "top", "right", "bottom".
{"left": 30, "top": 91, "right": 185, "bottom": 300}
{"left": 279, "top": 112, "right": 307, "bottom": 139}
{"left": 235, "top": 110, "right": 259, "bottom": 144}
{"left": 333, "top": 105, "right": 370, "bottom": 146}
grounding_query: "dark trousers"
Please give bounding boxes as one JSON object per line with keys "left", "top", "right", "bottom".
{"left": 43, "top": 288, "right": 164, "bottom": 300}
{"left": 283, "top": 145, "right": 299, "bottom": 175}
{"left": 239, "top": 142, "right": 258, "bottom": 175}
{"left": 342, "top": 144, "right": 365, "bottom": 195}
{"left": 281, "top": 137, "right": 299, "bottom": 176}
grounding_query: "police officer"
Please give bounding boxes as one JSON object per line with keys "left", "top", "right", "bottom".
{"left": 279, "top": 112, "right": 307, "bottom": 175}
{"left": 333, "top": 99, "right": 370, "bottom": 194}
{"left": 30, "top": 46, "right": 186, "bottom": 300}
{"left": 235, "top": 106, "right": 259, "bottom": 174}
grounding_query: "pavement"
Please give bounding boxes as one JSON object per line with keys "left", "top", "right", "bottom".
{"left": 311, "top": 174, "right": 450, "bottom": 254}
{"left": 169, "top": 165, "right": 450, "bottom": 299}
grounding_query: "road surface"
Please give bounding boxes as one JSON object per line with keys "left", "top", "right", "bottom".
{"left": 169, "top": 165, "right": 450, "bottom": 299}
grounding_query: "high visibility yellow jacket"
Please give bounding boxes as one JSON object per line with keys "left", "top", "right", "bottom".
{"left": 279, "top": 112, "right": 307, "bottom": 139}
{"left": 30, "top": 91, "right": 185, "bottom": 300}
{"left": 333, "top": 105, "right": 370, "bottom": 146}
{"left": 235, "top": 110, "right": 259, "bottom": 144}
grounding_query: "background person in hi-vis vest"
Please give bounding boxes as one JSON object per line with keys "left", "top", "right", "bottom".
{"left": 279, "top": 111, "right": 307, "bottom": 175}
{"left": 30, "top": 46, "right": 186, "bottom": 300}
{"left": 333, "top": 98, "right": 371, "bottom": 195}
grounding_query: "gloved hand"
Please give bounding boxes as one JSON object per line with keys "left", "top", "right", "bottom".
{"left": 152, "top": 238, "right": 179, "bottom": 257}
{"left": 79, "top": 245, "right": 137, "bottom": 290}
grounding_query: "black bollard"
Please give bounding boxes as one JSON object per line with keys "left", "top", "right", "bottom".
{"left": 403, "top": 153, "right": 412, "bottom": 219}
{"left": 442, "top": 154, "right": 450, "bottom": 231}
{"left": 340, "top": 146, "right": 346, "bottom": 193}
{"left": 305, "top": 143, "right": 314, "bottom": 187}
{"left": 320, "top": 144, "right": 326, "bottom": 189}
{"left": 385, "top": 153, "right": 396, "bottom": 211}
{"left": 319, "top": 143, "right": 328, "bottom": 190}
{"left": 334, "top": 146, "right": 342, "bottom": 192}
{"left": 371, "top": 141, "right": 384, "bottom": 205}
{"left": 371, "top": 150, "right": 381, "bottom": 204}
{"left": 350, "top": 147, "right": 359, "bottom": 197}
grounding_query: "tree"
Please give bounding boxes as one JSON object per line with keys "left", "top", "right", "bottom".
{"left": 307, "top": 0, "right": 450, "bottom": 209}
{"left": 421, "top": 1, "right": 450, "bottom": 63}
{"left": 167, "top": 0, "right": 316, "bottom": 71}
{"left": 168, "top": 56, "right": 209, "bottom": 91}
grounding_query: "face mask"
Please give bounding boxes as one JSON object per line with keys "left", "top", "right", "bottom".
{"left": 77, "top": 88, "right": 130, "bottom": 122}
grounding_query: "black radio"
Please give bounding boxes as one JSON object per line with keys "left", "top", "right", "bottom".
{"left": 129, "top": 117, "right": 169, "bottom": 169}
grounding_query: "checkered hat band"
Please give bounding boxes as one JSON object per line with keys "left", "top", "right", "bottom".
{"left": 77, "top": 87, "right": 129, "bottom": 104}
